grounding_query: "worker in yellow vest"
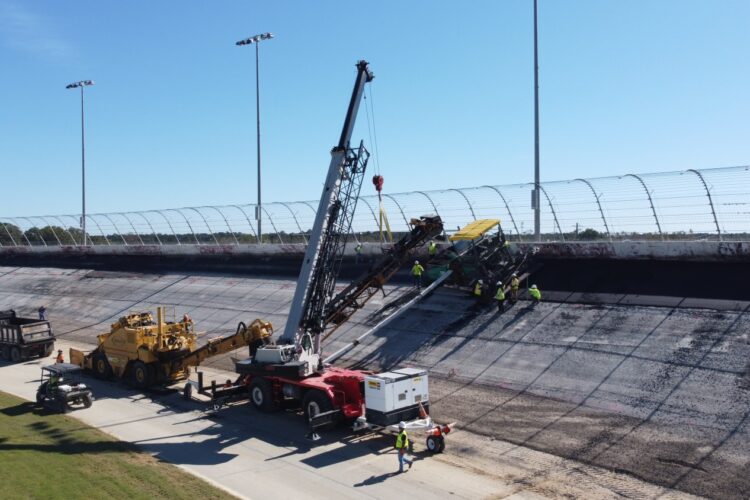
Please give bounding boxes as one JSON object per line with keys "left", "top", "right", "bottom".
{"left": 411, "top": 260, "right": 425, "bottom": 290}
{"left": 529, "top": 284, "right": 541, "bottom": 304}
{"left": 427, "top": 240, "right": 438, "bottom": 258}
{"left": 473, "top": 279, "right": 483, "bottom": 299}
{"left": 494, "top": 281, "right": 506, "bottom": 311}
{"left": 510, "top": 273, "right": 520, "bottom": 304}
{"left": 395, "top": 421, "right": 413, "bottom": 472}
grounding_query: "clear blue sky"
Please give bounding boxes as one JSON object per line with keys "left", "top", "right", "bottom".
{"left": 1, "top": 0, "right": 748, "bottom": 216}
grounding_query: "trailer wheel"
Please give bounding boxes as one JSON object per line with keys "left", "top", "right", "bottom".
{"left": 94, "top": 353, "right": 112, "bottom": 379}
{"left": 1, "top": 346, "right": 9, "bottom": 360}
{"left": 426, "top": 435, "right": 444, "bottom": 453}
{"left": 249, "top": 378, "right": 276, "bottom": 412}
{"left": 302, "top": 390, "right": 333, "bottom": 423}
{"left": 131, "top": 361, "right": 154, "bottom": 389}
{"left": 10, "top": 347, "right": 21, "bottom": 363}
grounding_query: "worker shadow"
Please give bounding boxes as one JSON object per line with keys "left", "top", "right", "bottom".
{"left": 353, "top": 471, "right": 400, "bottom": 486}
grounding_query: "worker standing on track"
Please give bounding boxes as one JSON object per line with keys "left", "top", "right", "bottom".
{"left": 510, "top": 273, "right": 520, "bottom": 304}
{"left": 529, "top": 284, "right": 542, "bottom": 304}
{"left": 411, "top": 260, "right": 425, "bottom": 290}
{"left": 428, "top": 240, "right": 437, "bottom": 258}
{"left": 38, "top": 305, "right": 46, "bottom": 321}
{"left": 396, "top": 421, "right": 413, "bottom": 472}
{"left": 55, "top": 350, "right": 64, "bottom": 363}
{"left": 355, "top": 242, "right": 363, "bottom": 264}
{"left": 494, "top": 281, "right": 506, "bottom": 311}
{"left": 473, "top": 280, "right": 484, "bottom": 300}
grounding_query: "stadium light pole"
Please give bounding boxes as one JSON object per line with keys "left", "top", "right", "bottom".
{"left": 236, "top": 32, "right": 274, "bottom": 244}
{"left": 66, "top": 79, "right": 94, "bottom": 246}
{"left": 533, "top": 0, "right": 541, "bottom": 241}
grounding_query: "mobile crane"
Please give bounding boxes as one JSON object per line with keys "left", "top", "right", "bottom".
{"left": 229, "top": 61, "right": 442, "bottom": 435}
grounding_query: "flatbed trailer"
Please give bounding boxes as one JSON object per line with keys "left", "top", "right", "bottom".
{"left": 0, "top": 309, "right": 55, "bottom": 362}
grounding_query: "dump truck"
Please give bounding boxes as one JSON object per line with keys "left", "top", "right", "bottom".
{"left": 0, "top": 309, "right": 55, "bottom": 362}
{"left": 70, "top": 306, "right": 272, "bottom": 388}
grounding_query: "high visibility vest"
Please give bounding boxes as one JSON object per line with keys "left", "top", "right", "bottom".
{"left": 396, "top": 430, "right": 409, "bottom": 449}
{"left": 495, "top": 287, "right": 505, "bottom": 300}
{"left": 411, "top": 264, "right": 424, "bottom": 276}
{"left": 530, "top": 288, "right": 541, "bottom": 300}
{"left": 428, "top": 242, "right": 437, "bottom": 255}
{"left": 355, "top": 244, "right": 362, "bottom": 254}
{"left": 511, "top": 278, "right": 519, "bottom": 290}
{"left": 473, "top": 283, "right": 482, "bottom": 296}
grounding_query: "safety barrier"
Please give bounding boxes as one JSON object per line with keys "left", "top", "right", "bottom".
{"left": 1, "top": 165, "right": 748, "bottom": 246}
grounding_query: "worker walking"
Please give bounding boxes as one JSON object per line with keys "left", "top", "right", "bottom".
{"left": 427, "top": 240, "right": 438, "bottom": 258}
{"left": 411, "top": 260, "right": 425, "bottom": 290}
{"left": 395, "top": 421, "right": 413, "bottom": 472}
{"left": 55, "top": 349, "right": 64, "bottom": 364}
{"left": 38, "top": 305, "right": 46, "bottom": 321}
{"left": 529, "top": 284, "right": 542, "bottom": 304}
{"left": 510, "top": 273, "right": 520, "bottom": 304}
{"left": 494, "top": 281, "right": 506, "bottom": 311}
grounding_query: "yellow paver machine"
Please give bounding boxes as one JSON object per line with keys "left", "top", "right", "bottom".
{"left": 70, "top": 306, "right": 273, "bottom": 388}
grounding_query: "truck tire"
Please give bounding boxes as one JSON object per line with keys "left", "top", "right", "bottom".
{"left": 131, "top": 361, "right": 154, "bottom": 389}
{"left": 249, "top": 377, "right": 276, "bottom": 412}
{"left": 94, "top": 353, "right": 112, "bottom": 379}
{"left": 302, "top": 390, "right": 333, "bottom": 423}
{"left": 1, "top": 346, "right": 9, "bottom": 360}
{"left": 10, "top": 347, "right": 21, "bottom": 363}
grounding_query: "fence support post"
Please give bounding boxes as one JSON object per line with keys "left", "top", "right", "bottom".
{"left": 686, "top": 169, "right": 721, "bottom": 241}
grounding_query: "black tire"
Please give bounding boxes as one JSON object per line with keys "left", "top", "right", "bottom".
{"left": 249, "top": 378, "right": 276, "bottom": 412}
{"left": 131, "top": 361, "right": 154, "bottom": 389}
{"left": 82, "top": 394, "right": 92, "bottom": 408}
{"left": 94, "top": 353, "right": 112, "bottom": 379}
{"left": 426, "top": 435, "right": 444, "bottom": 454}
{"left": 36, "top": 391, "right": 45, "bottom": 405}
{"left": 1, "top": 346, "right": 8, "bottom": 360}
{"left": 182, "top": 383, "right": 193, "bottom": 400}
{"left": 58, "top": 400, "right": 68, "bottom": 414}
{"left": 302, "top": 390, "right": 333, "bottom": 423}
{"left": 10, "top": 347, "right": 21, "bottom": 363}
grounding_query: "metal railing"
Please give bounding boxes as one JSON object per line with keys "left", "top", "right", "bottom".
{"left": 2, "top": 165, "right": 749, "bottom": 247}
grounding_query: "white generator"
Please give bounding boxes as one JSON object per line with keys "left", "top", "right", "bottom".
{"left": 363, "top": 367, "right": 429, "bottom": 426}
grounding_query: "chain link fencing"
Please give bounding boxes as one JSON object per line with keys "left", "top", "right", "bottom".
{"left": 2, "top": 165, "right": 749, "bottom": 247}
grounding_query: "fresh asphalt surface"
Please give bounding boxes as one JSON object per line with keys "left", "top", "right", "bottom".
{"left": 0, "top": 265, "right": 748, "bottom": 498}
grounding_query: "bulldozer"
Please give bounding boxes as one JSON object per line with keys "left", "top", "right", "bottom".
{"left": 70, "top": 306, "right": 273, "bottom": 389}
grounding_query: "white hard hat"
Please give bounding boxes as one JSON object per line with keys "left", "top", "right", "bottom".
{"left": 398, "top": 421, "right": 406, "bottom": 429}
{"left": 414, "top": 260, "right": 419, "bottom": 264}
{"left": 531, "top": 284, "right": 537, "bottom": 289}
{"left": 496, "top": 281, "right": 502, "bottom": 286}
{"left": 512, "top": 272, "right": 517, "bottom": 277}
{"left": 478, "top": 279, "right": 483, "bottom": 284}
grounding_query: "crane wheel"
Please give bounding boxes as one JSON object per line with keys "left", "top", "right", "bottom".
{"left": 249, "top": 378, "right": 276, "bottom": 412}
{"left": 302, "top": 390, "right": 334, "bottom": 423}
{"left": 131, "top": 361, "right": 154, "bottom": 389}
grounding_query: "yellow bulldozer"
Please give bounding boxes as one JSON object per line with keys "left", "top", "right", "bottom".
{"left": 70, "top": 306, "right": 272, "bottom": 388}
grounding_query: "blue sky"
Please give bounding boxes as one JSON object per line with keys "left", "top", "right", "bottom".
{"left": 1, "top": 0, "right": 748, "bottom": 216}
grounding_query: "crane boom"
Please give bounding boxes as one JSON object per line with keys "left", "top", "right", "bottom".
{"left": 252, "top": 60, "right": 374, "bottom": 376}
